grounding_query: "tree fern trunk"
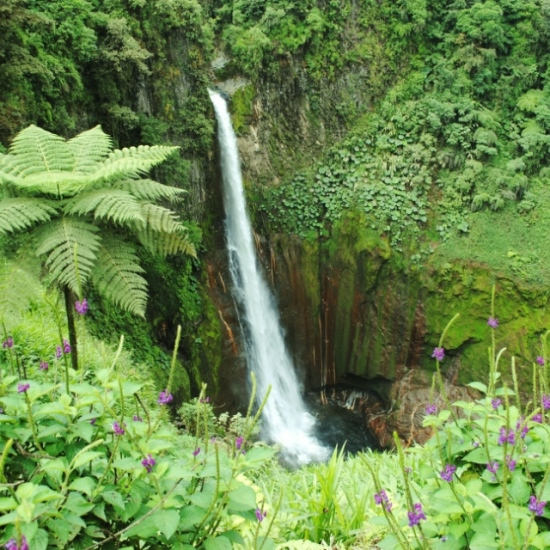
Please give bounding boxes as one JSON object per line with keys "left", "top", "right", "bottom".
{"left": 64, "top": 286, "right": 79, "bottom": 370}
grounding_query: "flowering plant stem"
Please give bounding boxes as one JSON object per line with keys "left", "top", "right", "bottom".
{"left": 435, "top": 313, "right": 460, "bottom": 415}
{"left": 254, "top": 493, "right": 282, "bottom": 550}
{"left": 394, "top": 433, "right": 428, "bottom": 549}
{"left": 166, "top": 324, "right": 181, "bottom": 395}
{"left": 24, "top": 392, "right": 42, "bottom": 451}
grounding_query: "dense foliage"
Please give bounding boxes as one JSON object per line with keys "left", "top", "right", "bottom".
{"left": 1, "top": 0, "right": 550, "bottom": 548}
{"left": 2, "top": 282, "right": 550, "bottom": 548}
{"left": 257, "top": 0, "right": 550, "bottom": 279}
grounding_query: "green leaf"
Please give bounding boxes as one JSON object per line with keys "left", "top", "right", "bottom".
{"left": 508, "top": 472, "right": 530, "bottom": 504}
{"left": 72, "top": 451, "right": 103, "bottom": 469}
{"left": 533, "top": 532, "right": 550, "bottom": 549}
{"left": 126, "top": 509, "right": 179, "bottom": 540}
{"left": 70, "top": 420, "right": 94, "bottom": 443}
{"left": 179, "top": 505, "right": 205, "bottom": 531}
{"left": 0, "top": 497, "right": 17, "bottom": 512}
{"left": 467, "top": 381, "right": 487, "bottom": 393}
{"left": 29, "top": 528, "right": 48, "bottom": 550}
{"left": 227, "top": 484, "right": 257, "bottom": 513}
{"left": 204, "top": 536, "right": 232, "bottom": 550}
{"left": 68, "top": 477, "right": 96, "bottom": 497}
{"left": 40, "top": 457, "right": 68, "bottom": 485}
{"left": 16, "top": 499, "right": 35, "bottom": 523}
{"left": 462, "top": 447, "right": 488, "bottom": 464}
{"left": 102, "top": 490, "right": 125, "bottom": 512}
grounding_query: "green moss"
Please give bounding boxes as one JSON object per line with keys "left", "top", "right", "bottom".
{"left": 230, "top": 84, "right": 256, "bottom": 135}
{"left": 422, "top": 261, "right": 550, "bottom": 385}
{"left": 187, "top": 290, "right": 224, "bottom": 395}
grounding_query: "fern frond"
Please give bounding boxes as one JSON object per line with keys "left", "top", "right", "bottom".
{"left": 35, "top": 217, "right": 101, "bottom": 294}
{"left": 119, "top": 178, "right": 186, "bottom": 202}
{"left": 0, "top": 154, "right": 21, "bottom": 187}
{"left": 91, "top": 145, "right": 179, "bottom": 182}
{"left": 8, "top": 125, "right": 74, "bottom": 177}
{"left": 91, "top": 238, "right": 148, "bottom": 317}
{"left": 517, "top": 89, "right": 544, "bottom": 113}
{"left": 0, "top": 198, "right": 57, "bottom": 234}
{"left": 10, "top": 171, "right": 91, "bottom": 196}
{"left": 68, "top": 125, "right": 112, "bottom": 173}
{"left": 0, "top": 258, "right": 43, "bottom": 321}
{"left": 64, "top": 189, "right": 145, "bottom": 226}
{"left": 137, "top": 227, "right": 196, "bottom": 258}
{"left": 138, "top": 203, "right": 185, "bottom": 233}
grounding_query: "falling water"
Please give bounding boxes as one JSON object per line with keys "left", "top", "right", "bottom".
{"left": 209, "top": 89, "right": 327, "bottom": 465}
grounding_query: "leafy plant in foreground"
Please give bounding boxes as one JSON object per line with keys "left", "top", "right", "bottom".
{"left": 0, "top": 330, "right": 278, "bottom": 549}
{"left": 368, "top": 302, "right": 550, "bottom": 549}
{"left": 0, "top": 125, "right": 195, "bottom": 369}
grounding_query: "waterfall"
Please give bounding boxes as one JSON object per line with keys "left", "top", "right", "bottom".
{"left": 209, "top": 90, "right": 327, "bottom": 465}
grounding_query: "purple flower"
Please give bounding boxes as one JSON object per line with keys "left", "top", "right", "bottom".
{"left": 39, "top": 361, "right": 49, "bottom": 371}
{"left": 536, "top": 356, "right": 545, "bottom": 366}
{"left": 432, "top": 347, "right": 445, "bottom": 361}
{"left": 425, "top": 403, "right": 438, "bottom": 415}
{"left": 75, "top": 298, "right": 89, "bottom": 315}
{"left": 491, "top": 398, "right": 502, "bottom": 410}
{"left": 532, "top": 413, "right": 543, "bottom": 423}
{"left": 374, "top": 490, "right": 393, "bottom": 511}
{"left": 440, "top": 464, "right": 457, "bottom": 482}
{"left": 193, "top": 447, "right": 200, "bottom": 456}
{"left": 487, "top": 317, "right": 499, "bottom": 328}
{"left": 141, "top": 454, "right": 156, "bottom": 473}
{"left": 157, "top": 390, "right": 173, "bottom": 405}
{"left": 516, "top": 418, "right": 529, "bottom": 439}
{"left": 472, "top": 440, "right": 480, "bottom": 448}
{"left": 498, "top": 427, "right": 515, "bottom": 446}
{"left": 90, "top": 418, "right": 97, "bottom": 425}
{"left": 255, "top": 508, "right": 267, "bottom": 522}
{"left": 133, "top": 415, "right": 143, "bottom": 422}
{"left": 112, "top": 421, "right": 125, "bottom": 435}
{"left": 542, "top": 395, "right": 550, "bottom": 411}
{"left": 2, "top": 337, "right": 13, "bottom": 349}
{"left": 200, "top": 396, "right": 210, "bottom": 403}
{"left": 506, "top": 456, "right": 516, "bottom": 471}
{"left": 55, "top": 345, "right": 62, "bottom": 359}
{"left": 63, "top": 339, "right": 71, "bottom": 354}
{"left": 4, "top": 536, "right": 28, "bottom": 550}
{"left": 528, "top": 495, "right": 547, "bottom": 516}
{"left": 235, "top": 436, "right": 244, "bottom": 450}
{"left": 486, "top": 461, "right": 499, "bottom": 475}
{"left": 407, "top": 503, "right": 426, "bottom": 527}
{"left": 17, "top": 383, "right": 29, "bottom": 394}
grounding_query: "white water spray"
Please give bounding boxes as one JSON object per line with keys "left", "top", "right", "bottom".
{"left": 209, "top": 89, "right": 327, "bottom": 465}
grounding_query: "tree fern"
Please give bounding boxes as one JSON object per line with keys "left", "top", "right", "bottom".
{"left": 0, "top": 198, "right": 57, "bottom": 234}
{"left": 119, "top": 178, "right": 186, "bottom": 202}
{"left": 67, "top": 125, "right": 112, "bottom": 173}
{"left": 91, "top": 238, "right": 148, "bottom": 317}
{"left": 90, "top": 145, "right": 179, "bottom": 182}
{"left": 0, "top": 122, "right": 194, "bottom": 362}
{"left": 35, "top": 218, "right": 101, "bottom": 294}
{"left": 65, "top": 189, "right": 145, "bottom": 226}
{"left": 138, "top": 227, "right": 196, "bottom": 258}
{"left": 8, "top": 125, "right": 74, "bottom": 177}
{"left": 0, "top": 259, "right": 43, "bottom": 323}
{"left": 138, "top": 203, "right": 185, "bottom": 233}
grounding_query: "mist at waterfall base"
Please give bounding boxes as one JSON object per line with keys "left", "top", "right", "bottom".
{"left": 209, "top": 89, "right": 334, "bottom": 466}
